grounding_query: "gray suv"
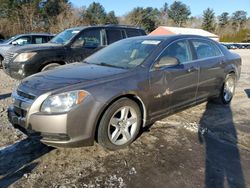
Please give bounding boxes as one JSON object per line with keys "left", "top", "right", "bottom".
{"left": 8, "top": 35, "right": 241, "bottom": 150}
{"left": 0, "top": 33, "right": 54, "bottom": 67}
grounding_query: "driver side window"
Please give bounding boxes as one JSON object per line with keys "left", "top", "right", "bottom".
{"left": 160, "top": 40, "right": 192, "bottom": 64}
{"left": 13, "top": 36, "right": 31, "bottom": 45}
{"left": 73, "top": 29, "right": 101, "bottom": 48}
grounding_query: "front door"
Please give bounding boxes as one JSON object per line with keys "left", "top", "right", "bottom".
{"left": 68, "top": 28, "right": 104, "bottom": 63}
{"left": 149, "top": 39, "right": 198, "bottom": 116}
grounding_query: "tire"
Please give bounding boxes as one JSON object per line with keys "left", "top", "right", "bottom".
{"left": 0, "top": 55, "right": 3, "bottom": 68}
{"left": 97, "top": 98, "right": 142, "bottom": 150}
{"left": 41, "top": 63, "right": 61, "bottom": 72}
{"left": 213, "top": 73, "right": 236, "bottom": 104}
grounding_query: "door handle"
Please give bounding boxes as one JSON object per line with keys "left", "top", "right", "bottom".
{"left": 187, "top": 66, "right": 198, "bottom": 73}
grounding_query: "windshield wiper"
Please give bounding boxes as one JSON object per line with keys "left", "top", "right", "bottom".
{"left": 82, "top": 61, "right": 90, "bottom": 64}
{"left": 98, "top": 62, "right": 125, "bottom": 69}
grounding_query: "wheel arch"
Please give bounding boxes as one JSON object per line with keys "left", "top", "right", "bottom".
{"left": 227, "top": 70, "right": 236, "bottom": 78}
{"left": 94, "top": 94, "right": 147, "bottom": 141}
{"left": 39, "top": 61, "right": 66, "bottom": 72}
{"left": 225, "top": 63, "right": 238, "bottom": 80}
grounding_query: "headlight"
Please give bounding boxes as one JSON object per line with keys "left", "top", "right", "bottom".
{"left": 13, "top": 52, "right": 37, "bottom": 62}
{"left": 41, "top": 90, "right": 88, "bottom": 113}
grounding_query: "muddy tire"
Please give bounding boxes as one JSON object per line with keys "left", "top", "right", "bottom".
{"left": 41, "top": 63, "right": 61, "bottom": 72}
{"left": 97, "top": 98, "right": 142, "bottom": 150}
{"left": 213, "top": 73, "right": 236, "bottom": 105}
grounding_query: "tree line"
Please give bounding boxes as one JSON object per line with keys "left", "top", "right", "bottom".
{"left": 0, "top": 0, "right": 249, "bottom": 42}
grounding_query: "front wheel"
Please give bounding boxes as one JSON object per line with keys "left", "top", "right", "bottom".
{"left": 97, "top": 98, "right": 142, "bottom": 150}
{"left": 214, "top": 73, "right": 236, "bottom": 104}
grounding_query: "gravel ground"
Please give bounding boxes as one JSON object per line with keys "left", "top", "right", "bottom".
{"left": 0, "top": 50, "right": 249, "bottom": 188}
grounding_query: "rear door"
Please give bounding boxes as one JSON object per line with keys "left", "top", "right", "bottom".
{"left": 190, "top": 39, "right": 225, "bottom": 101}
{"left": 149, "top": 39, "right": 199, "bottom": 116}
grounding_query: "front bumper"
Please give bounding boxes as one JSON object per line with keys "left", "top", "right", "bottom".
{"left": 8, "top": 93, "right": 104, "bottom": 148}
{"left": 8, "top": 106, "right": 39, "bottom": 136}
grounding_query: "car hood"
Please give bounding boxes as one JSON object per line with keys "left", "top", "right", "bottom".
{"left": 0, "top": 45, "right": 13, "bottom": 55}
{"left": 19, "top": 63, "right": 129, "bottom": 96}
{"left": 9, "top": 42, "right": 63, "bottom": 53}
{"left": 0, "top": 43, "right": 9, "bottom": 46}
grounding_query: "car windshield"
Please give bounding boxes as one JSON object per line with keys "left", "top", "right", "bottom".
{"left": 50, "top": 29, "right": 81, "bottom": 44}
{"left": 84, "top": 39, "right": 162, "bottom": 69}
{"left": 1, "top": 35, "right": 19, "bottom": 44}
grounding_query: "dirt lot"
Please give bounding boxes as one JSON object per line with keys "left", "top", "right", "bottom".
{"left": 0, "top": 50, "right": 250, "bottom": 188}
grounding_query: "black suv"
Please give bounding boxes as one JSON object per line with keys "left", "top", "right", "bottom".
{"left": 3, "top": 25, "right": 146, "bottom": 79}
{"left": 0, "top": 33, "right": 54, "bottom": 68}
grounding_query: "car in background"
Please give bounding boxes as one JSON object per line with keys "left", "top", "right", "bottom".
{"left": 241, "top": 44, "right": 250, "bottom": 49}
{"left": 221, "top": 43, "right": 250, "bottom": 50}
{"left": 0, "top": 33, "right": 54, "bottom": 68}
{"left": 233, "top": 43, "right": 245, "bottom": 49}
{"left": 8, "top": 35, "right": 241, "bottom": 150}
{"left": 221, "top": 43, "right": 237, "bottom": 50}
{"left": 2, "top": 25, "right": 146, "bottom": 79}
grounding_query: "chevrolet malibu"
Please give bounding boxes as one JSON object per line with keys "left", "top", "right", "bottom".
{"left": 8, "top": 35, "right": 241, "bottom": 150}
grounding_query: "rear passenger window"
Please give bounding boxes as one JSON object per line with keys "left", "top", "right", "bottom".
{"left": 106, "top": 29, "right": 123, "bottom": 44}
{"left": 126, "top": 29, "right": 141, "bottom": 37}
{"left": 192, "top": 39, "right": 222, "bottom": 59}
{"left": 33, "top": 36, "right": 50, "bottom": 44}
{"left": 34, "top": 37, "right": 43, "bottom": 44}
{"left": 160, "top": 40, "right": 192, "bottom": 64}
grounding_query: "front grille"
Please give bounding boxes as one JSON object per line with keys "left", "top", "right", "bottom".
{"left": 12, "top": 90, "right": 36, "bottom": 118}
{"left": 2, "top": 52, "right": 15, "bottom": 67}
{"left": 14, "top": 106, "right": 27, "bottom": 117}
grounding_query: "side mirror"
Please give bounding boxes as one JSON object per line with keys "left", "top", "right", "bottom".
{"left": 154, "top": 56, "right": 179, "bottom": 68}
{"left": 11, "top": 41, "right": 18, "bottom": 45}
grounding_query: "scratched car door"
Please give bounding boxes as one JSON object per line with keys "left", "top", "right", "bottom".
{"left": 149, "top": 39, "right": 198, "bottom": 116}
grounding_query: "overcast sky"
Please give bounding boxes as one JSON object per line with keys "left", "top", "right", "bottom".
{"left": 70, "top": 0, "right": 250, "bottom": 17}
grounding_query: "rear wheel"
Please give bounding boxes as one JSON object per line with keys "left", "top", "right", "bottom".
{"left": 41, "top": 63, "right": 61, "bottom": 72}
{"left": 97, "top": 98, "right": 142, "bottom": 150}
{"left": 214, "top": 73, "right": 236, "bottom": 104}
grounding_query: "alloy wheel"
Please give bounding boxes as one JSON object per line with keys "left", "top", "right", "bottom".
{"left": 108, "top": 106, "right": 138, "bottom": 145}
{"left": 223, "top": 76, "right": 235, "bottom": 102}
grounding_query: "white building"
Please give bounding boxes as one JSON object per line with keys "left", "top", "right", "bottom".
{"left": 150, "top": 26, "right": 219, "bottom": 41}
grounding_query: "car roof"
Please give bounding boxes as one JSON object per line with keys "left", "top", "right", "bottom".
{"left": 16, "top": 33, "right": 54, "bottom": 37}
{"left": 125, "top": 34, "right": 217, "bottom": 41}
{"left": 68, "top": 25, "right": 144, "bottom": 31}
